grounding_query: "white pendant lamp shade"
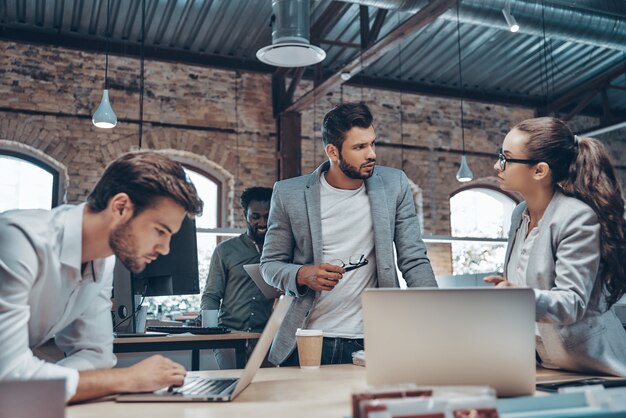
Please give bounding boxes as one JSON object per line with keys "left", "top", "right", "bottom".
{"left": 456, "top": 155, "right": 474, "bottom": 182}
{"left": 257, "top": 43, "right": 325, "bottom": 67}
{"left": 92, "top": 89, "right": 117, "bottom": 129}
{"left": 455, "top": 3, "right": 473, "bottom": 183}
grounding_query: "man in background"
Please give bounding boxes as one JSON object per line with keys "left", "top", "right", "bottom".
{"left": 201, "top": 186, "right": 274, "bottom": 368}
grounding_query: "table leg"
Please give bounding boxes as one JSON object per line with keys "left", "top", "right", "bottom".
{"left": 235, "top": 341, "right": 247, "bottom": 369}
{"left": 192, "top": 349, "right": 199, "bottom": 371}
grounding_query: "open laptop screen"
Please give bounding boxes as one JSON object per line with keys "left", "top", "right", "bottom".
{"left": 362, "top": 288, "right": 535, "bottom": 397}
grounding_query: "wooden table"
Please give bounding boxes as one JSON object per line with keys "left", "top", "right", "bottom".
{"left": 113, "top": 331, "right": 261, "bottom": 370}
{"left": 67, "top": 365, "right": 605, "bottom": 418}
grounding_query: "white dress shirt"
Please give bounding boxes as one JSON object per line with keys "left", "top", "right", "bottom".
{"left": 506, "top": 210, "right": 541, "bottom": 288}
{"left": 0, "top": 204, "right": 116, "bottom": 400}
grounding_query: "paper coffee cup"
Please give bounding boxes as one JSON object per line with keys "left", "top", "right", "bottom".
{"left": 201, "top": 309, "right": 219, "bottom": 328}
{"left": 295, "top": 328, "right": 323, "bottom": 369}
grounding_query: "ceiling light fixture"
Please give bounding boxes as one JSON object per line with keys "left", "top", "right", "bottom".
{"left": 257, "top": 0, "right": 326, "bottom": 67}
{"left": 455, "top": 2, "right": 473, "bottom": 183}
{"left": 92, "top": 0, "right": 117, "bottom": 129}
{"left": 138, "top": 0, "right": 145, "bottom": 149}
{"left": 502, "top": 4, "right": 520, "bottom": 33}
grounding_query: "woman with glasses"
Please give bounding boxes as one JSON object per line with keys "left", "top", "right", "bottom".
{"left": 485, "top": 116, "right": 626, "bottom": 376}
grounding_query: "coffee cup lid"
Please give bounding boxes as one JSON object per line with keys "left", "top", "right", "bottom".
{"left": 295, "top": 328, "right": 323, "bottom": 337}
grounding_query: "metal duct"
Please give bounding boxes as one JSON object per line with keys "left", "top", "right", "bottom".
{"left": 341, "top": 0, "right": 626, "bottom": 52}
{"left": 272, "top": 0, "right": 311, "bottom": 44}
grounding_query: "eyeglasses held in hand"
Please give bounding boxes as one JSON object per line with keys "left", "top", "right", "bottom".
{"left": 329, "top": 254, "right": 368, "bottom": 272}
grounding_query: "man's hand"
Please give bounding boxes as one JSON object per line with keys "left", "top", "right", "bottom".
{"left": 297, "top": 263, "right": 345, "bottom": 292}
{"left": 484, "top": 275, "right": 516, "bottom": 288}
{"left": 70, "top": 354, "right": 187, "bottom": 403}
{"left": 121, "top": 355, "right": 186, "bottom": 393}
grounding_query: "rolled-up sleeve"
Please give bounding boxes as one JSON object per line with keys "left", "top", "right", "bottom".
{"left": 200, "top": 249, "right": 226, "bottom": 310}
{"left": 0, "top": 224, "right": 81, "bottom": 401}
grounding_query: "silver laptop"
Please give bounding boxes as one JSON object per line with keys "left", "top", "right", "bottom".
{"left": 116, "top": 295, "right": 293, "bottom": 402}
{"left": 0, "top": 379, "right": 65, "bottom": 418}
{"left": 362, "top": 288, "right": 535, "bottom": 397}
{"left": 243, "top": 263, "right": 282, "bottom": 299}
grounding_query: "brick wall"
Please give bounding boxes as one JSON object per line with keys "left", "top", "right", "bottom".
{"left": 0, "top": 41, "right": 276, "bottom": 227}
{"left": 1, "top": 40, "right": 625, "bottom": 276}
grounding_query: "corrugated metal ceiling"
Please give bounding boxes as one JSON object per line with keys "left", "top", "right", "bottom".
{"left": 2, "top": 0, "right": 626, "bottom": 117}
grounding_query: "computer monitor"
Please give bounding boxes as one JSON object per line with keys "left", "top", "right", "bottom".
{"left": 112, "top": 216, "right": 199, "bottom": 333}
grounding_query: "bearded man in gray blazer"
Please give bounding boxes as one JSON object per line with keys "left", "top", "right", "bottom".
{"left": 260, "top": 102, "right": 437, "bottom": 366}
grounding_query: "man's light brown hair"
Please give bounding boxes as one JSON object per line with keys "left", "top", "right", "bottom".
{"left": 87, "top": 151, "right": 203, "bottom": 217}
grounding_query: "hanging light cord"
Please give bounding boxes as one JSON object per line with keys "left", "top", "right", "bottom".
{"left": 540, "top": 0, "right": 549, "bottom": 106}
{"left": 623, "top": 52, "right": 626, "bottom": 89}
{"left": 398, "top": 12, "right": 404, "bottom": 170}
{"left": 104, "top": 0, "right": 110, "bottom": 90}
{"left": 455, "top": 2, "right": 465, "bottom": 154}
{"left": 235, "top": 71, "right": 240, "bottom": 190}
{"left": 360, "top": 46, "right": 364, "bottom": 102}
{"left": 138, "top": 0, "right": 145, "bottom": 149}
{"left": 313, "top": 84, "right": 316, "bottom": 169}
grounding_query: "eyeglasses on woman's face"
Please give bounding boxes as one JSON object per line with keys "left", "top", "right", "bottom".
{"left": 497, "top": 148, "right": 540, "bottom": 171}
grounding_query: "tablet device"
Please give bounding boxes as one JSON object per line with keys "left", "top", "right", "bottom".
{"left": 243, "top": 263, "right": 282, "bottom": 299}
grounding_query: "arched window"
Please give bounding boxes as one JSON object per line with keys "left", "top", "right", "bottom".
{"left": 0, "top": 151, "right": 60, "bottom": 212}
{"left": 145, "top": 165, "right": 222, "bottom": 315}
{"left": 450, "top": 185, "right": 518, "bottom": 275}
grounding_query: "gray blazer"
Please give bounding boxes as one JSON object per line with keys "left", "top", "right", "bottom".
{"left": 505, "top": 190, "right": 626, "bottom": 376}
{"left": 261, "top": 162, "right": 436, "bottom": 364}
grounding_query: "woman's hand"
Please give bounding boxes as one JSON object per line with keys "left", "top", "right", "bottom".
{"left": 484, "top": 275, "right": 516, "bottom": 287}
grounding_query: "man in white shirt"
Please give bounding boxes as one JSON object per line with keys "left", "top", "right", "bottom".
{"left": 0, "top": 151, "right": 203, "bottom": 402}
{"left": 261, "top": 102, "right": 436, "bottom": 366}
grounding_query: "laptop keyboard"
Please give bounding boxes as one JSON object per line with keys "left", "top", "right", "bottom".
{"left": 146, "top": 326, "right": 230, "bottom": 335}
{"left": 173, "top": 378, "right": 238, "bottom": 396}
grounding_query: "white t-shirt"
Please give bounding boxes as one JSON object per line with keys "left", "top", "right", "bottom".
{"left": 306, "top": 173, "right": 377, "bottom": 338}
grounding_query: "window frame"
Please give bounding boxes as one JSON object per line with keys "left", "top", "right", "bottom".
{"left": 448, "top": 184, "right": 519, "bottom": 275}
{"left": 0, "top": 150, "right": 61, "bottom": 208}
{"left": 182, "top": 163, "right": 223, "bottom": 229}
{"left": 450, "top": 183, "right": 521, "bottom": 204}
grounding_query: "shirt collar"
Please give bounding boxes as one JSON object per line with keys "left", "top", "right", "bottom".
{"left": 59, "top": 203, "right": 86, "bottom": 270}
{"left": 521, "top": 207, "right": 545, "bottom": 227}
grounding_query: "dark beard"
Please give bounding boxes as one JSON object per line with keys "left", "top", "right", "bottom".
{"left": 338, "top": 153, "right": 375, "bottom": 180}
{"left": 246, "top": 224, "right": 265, "bottom": 245}
{"left": 109, "top": 222, "right": 145, "bottom": 273}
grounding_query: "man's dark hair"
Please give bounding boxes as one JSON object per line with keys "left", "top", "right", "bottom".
{"left": 87, "top": 151, "right": 203, "bottom": 217}
{"left": 322, "top": 102, "right": 373, "bottom": 150}
{"left": 240, "top": 187, "right": 273, "bottom": 212}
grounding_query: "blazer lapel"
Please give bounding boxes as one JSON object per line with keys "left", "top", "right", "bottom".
{"left": 365, "top": 172, "right": 393, "bottom": 284}
{"left": 504, "top": 202, "right": 526, "bottom": 271}
{"left": 304, "top": 164, "right": 326, "bottom": 264}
